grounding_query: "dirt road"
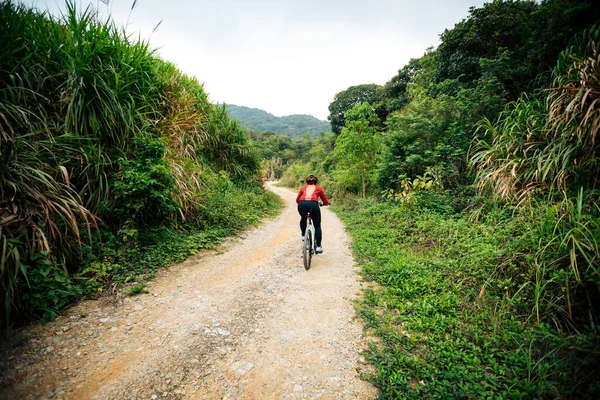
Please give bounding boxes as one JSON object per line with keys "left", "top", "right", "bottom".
{"left": 1, "top": 184, "right": 377, "bottom": 399}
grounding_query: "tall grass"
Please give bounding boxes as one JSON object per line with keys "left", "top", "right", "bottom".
{"left": 470, "top": 27, "right": 600, "bottom": 333}
{"left": 0, "top": 1, "right": 267, "bottom": 328}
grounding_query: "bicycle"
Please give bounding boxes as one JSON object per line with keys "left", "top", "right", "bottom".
{"left": 303, "top": 211, "right": 316, "bottom": 270}
{"left": 302, "top": 201, "right": 324, "bottom": 270}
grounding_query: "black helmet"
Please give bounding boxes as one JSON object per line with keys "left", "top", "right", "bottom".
{"left": 306, "top": 174, "right": 318, "bottom": 184}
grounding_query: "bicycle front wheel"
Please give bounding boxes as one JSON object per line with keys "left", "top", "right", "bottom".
{"left": 303, "top": 229, "right": 313, "bottom": 270}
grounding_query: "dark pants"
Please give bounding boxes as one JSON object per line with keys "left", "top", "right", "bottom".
{"left": 298, "top": 200, "right": 322, "bottom": 246}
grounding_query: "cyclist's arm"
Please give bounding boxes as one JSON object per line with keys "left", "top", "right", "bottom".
{"left": 318, "top": 188, "right": 330, "bottom": 206}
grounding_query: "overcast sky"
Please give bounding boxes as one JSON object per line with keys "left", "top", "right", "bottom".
{"left": 23, "top": 0, "right": 488, "bottom": 120}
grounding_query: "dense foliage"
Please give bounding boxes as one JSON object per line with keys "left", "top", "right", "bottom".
{"left": 269, "top": 0, "right": 600, "bottom": 397}
{"left": 0, "top": 1, "right": 281, "bottom": 328}
{"left": 226, "top": 104, "right": 330, "bottom": 138}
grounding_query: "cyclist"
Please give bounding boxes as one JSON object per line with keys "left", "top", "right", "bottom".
{"left": 296, "top": 174, "right": 329, "bottom": 253}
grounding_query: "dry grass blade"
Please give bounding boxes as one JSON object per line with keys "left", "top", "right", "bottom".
{"left": 152, "top": 19, "right": 162, "bottom": 33}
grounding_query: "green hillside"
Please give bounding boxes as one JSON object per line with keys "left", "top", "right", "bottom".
{"left": 226, "top": 104, "right": 330, "bottom": 138}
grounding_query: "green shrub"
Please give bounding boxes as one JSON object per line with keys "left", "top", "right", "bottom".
{"left": 112, "top": 132, "right": 179, "bottom": 226}
{"left": 18, "top": 252, "right": 83, "bottom": 324}
{"left": 195, "top": 174, "right": 282, "bottom": 230}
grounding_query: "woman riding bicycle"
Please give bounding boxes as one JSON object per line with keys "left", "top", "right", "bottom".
{"left": 296, "top": 174, "right": 329, "bottom": 253}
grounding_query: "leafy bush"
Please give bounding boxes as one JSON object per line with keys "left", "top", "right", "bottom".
{"left": 112, "top": 132, "right": 179, "bottom": 226}
{"left": 195, "top": 174, "right": 282, "bottom": 230}
{"left": 18, "top": 252, "right": 83, "bottom": 324}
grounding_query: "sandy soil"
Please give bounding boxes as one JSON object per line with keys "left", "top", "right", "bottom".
{"left": 0, "top": 184, "right": 377, "bottom": 400}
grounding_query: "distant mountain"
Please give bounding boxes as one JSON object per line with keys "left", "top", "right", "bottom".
{"left": 225, "top": 104, "right": 330, "bottom": 138}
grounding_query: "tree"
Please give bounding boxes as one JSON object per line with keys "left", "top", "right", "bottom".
{"left": 327, "top": 84, "right": 381, "bottom": 135}
{"left": 333, "top": 103, "right": 381, "bottom": 196}
{"left": 381, "top": 58, "right": 422, "bottom": 114}
{"left": 436, "top": 0, "right": 538, "bottom": 87}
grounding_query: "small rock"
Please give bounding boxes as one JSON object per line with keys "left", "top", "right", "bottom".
{"left": 230, "top": 360, "right": 254, "bottom": 375}
{"left": 45, "top": 346, "right": 55, "bottom": 353}
{"left": 151, "top": 395, "right": 158, "bottom": 400}
{"left": 215, "top": 328, "right": 230, "bottom": 336}
{"left": 293, "top": 384, "right": 303, "bottom": 392}
{"left": 162, "top": 392, "right": 168, "bottom": 397}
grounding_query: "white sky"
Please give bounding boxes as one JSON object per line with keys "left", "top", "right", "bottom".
{"left": 22, "top": 0, "right": 488, "bottom": 120}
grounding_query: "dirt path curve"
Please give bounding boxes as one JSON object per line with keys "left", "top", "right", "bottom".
{"left": 1, "top": 184, "right": 377, "bottom": 400}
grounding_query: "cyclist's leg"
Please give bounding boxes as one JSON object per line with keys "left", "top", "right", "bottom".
{"left": 308, "top": 202, "right": 322, "bottom": 246}
{"left": 297, "top": 201, "right": 309, "bottom": 236}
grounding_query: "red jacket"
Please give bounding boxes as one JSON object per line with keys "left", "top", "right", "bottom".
{"left": 296, "top": 184, "right": 329, "bottom": 205}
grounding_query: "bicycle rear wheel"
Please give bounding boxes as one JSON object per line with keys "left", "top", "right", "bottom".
{"left": 303, "top": 228, "right": 313, "bottom": 270}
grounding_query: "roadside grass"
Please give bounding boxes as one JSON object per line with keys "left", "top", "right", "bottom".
{"left": 78, "top": 188, "right": 284, "bottom": 297}
{"left": 334, "top": 196, "right": 598, "bottom": 399}
{"left": 17, "top": 188, "right": 283, "bottom": 324}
